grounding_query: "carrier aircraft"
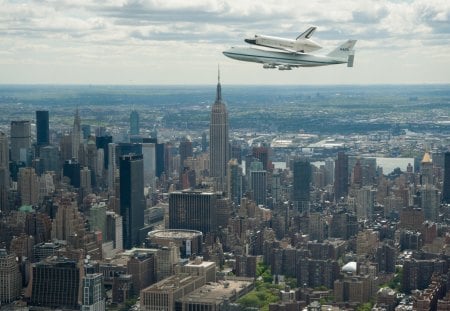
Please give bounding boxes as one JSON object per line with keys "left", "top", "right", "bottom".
{"left": 223, "top": 40, "right": 356, "bottom": 70}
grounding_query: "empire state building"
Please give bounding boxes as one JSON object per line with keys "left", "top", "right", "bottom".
{"left": 209, "top": 70, "right": 229, "bottom": 191}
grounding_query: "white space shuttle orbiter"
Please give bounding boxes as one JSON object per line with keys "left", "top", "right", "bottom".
{"left": 244, "top": 26, "right": 322, "bottom": 53}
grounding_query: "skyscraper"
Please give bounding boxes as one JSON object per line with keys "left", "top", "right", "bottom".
{"left": 227, "top": 159, "right": 242, "bottom": 205}
{"left": 130, "top": 110, "right": 139, "bottom": 136}
{"left": 0, "top": 249, "right": 22, "bottom": 304}
{"left": 10, "top": 120, "right": 31, "bottom": 163}
{"left": 81, "top": 273, "right": 105, "bottom": 311}
{"left": 209, "top": 70, "right": 229, "bottom": 191}
{"left": 292, "top": 158, "right": 311, "bottom": 212}
{"left": 179, "top": 137, "right": 193, "bottom": 172}
{"left": 0, "top": 133, "right": 9, "bottom": 212}
{"left": 72, "top": 108, "right": 81, "bottom": 159}
{"left": 142, "top": 142, "right": 156, "bottom": 189}
{"left": 169, "top": 190, "right": 217, "bottom": 234}
{"left": 443, "top": 152, "right": 450, "bottom": 203}
{"left": 18, "top": 167, "right": 39, "bottom": 206}
{"left": 31, "top": 258, "right": 81, "bottom": 309}
{"left": 36, "top": 110, "right": 49, "bottom": 146}
{"left": 249, "top": 161, "right": 267, "bottom": 206}
{"left": 119, "top": 154, "right": 145, "bottom": 249}
{"left": 334, "top": 151, "right": 349, "bottom": 201}
{"left": 96, "top": 135, "right": 113, "bottom": 170}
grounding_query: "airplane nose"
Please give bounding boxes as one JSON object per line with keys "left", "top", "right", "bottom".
{"left": 245, "top": 39, "right": 256, "bottom": 45}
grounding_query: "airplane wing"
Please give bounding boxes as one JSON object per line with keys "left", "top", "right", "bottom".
{"left": 296, "top": 26, "right": 317, "bottom": 40}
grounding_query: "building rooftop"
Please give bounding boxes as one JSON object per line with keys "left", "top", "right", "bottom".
{"left": 149, "top": 229, "right": 203, "bottom": 240}
{"left": 178, "top": 279, "right": 253, "bottom": 304}
{"left": 142, "top": 273, "right": 202, "bottom": 292}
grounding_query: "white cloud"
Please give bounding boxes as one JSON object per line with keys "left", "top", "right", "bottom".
{"left": 0, "top": 0, "right": 449, "bottom": 84}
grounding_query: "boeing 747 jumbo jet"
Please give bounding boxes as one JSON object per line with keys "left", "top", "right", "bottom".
{"left": 244, "top": 26, "right": 322, "bottom": 53}
{"left": 223, "top": 40, "right": 357, "bottom": 70}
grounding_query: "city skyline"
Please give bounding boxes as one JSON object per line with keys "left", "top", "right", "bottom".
{"left": 1, "top": 0, "right": 450, "bottom": 85}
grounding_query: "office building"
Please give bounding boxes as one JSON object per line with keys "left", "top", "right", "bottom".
{"left": 355, "top": 186, "right": 376, "bottom": 220}
{"left": 63, "top": 159, "right": 81, "bottom": 188}
{"left": 252, "top": 145, "right": 271, "bottom": 171}
{"left": 36, "top": 110, "right": 49, "bottom": 146}
{"left": 0, "top": 249, "right": 22, "bottom": 304}
{"left": 119, "top": 154, "right": 145, "bottom": 249}
{"left": 18, "top": 167, "right": 39, "bottom": 206}
{"left": 209, "top": 71, "right": 229, "bottom": 191}
{"left": 249, "top": 161, "right": 267, "bottom": 206}
{"left": 179, "top": 137, "right": 193, "bottom": 171}
{"left": 10, "top": 120, "right": 31, "bottom": 163}
{"left": 0, "top": 132, "right": 9, "bottom": 212}
{"left": 80, "top": 166, "right": 92, "bottom": 194}
{"left": 39, "top": 145, "right": 59, "bottom": 173}
{"left": 334, "top": 151, "right": 349, "bottom": 200}
{"left": 292, "top": 158, "right": 311, "bottom": 211}
{"left": 142, "top": 142, "right": 156, "bottom": 189}
{"left": 30, "top": 257, "right": 81, "bottom": 309}
{"left": 420, "top": 184, "right": 440, "bottom": 222}
{"left": 227, "top": 159, "right": 243, "bottom": 205}
{"left": 443, "top": 152, "right": 450, "bottom": 203}
{"left": 105, "top": 211, "right": 123, "bottom": 252}
{"left": 154, "top": 244, "right": 179, "bottom": 281}
{"left": 127, "top": 252, "right": 156, "bottom": 295}
{"left": 130, "top": 110, "right": 139, "bottom": 136}
{"left": 169, "top": 190, "right": 217, "bottom": 234}
{"left": 140, "top": 273, "right": 205, "bottom": 311}
{"left": 96, "top": 135, "right": 112, "bottom": 170}
{"left": 81, "top": 273, "right": 105, "bottom": 311}
{"left": 72, "top": 108, "right": 82, "bottom": 160}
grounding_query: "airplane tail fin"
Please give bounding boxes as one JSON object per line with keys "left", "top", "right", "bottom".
{"left": 327, "top": 40, "right": 357, "bottom": 59}
{"left": 296, "top": 26, "right": 317, "bottom": 40}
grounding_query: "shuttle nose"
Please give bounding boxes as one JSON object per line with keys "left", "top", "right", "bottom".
{"left": 244, "top": 38, "right": 256, "bottom": 45}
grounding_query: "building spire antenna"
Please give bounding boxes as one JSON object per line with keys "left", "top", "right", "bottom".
{"left": 215, "top": 65, "right": 222, "bottom": 103}
{"left": 218, "top": 64, "right": 220, "bottom": 83}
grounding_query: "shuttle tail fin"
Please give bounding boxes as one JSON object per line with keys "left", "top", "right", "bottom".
{"left": 327, "top": 40, "right": 357, "bottom": 59}
{"left": 296, "top": 26, "right": 317, "bottom": 40}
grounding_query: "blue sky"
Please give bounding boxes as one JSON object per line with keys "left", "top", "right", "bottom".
{"left": 1, "top": 0, "right": 449, "bottom": 84}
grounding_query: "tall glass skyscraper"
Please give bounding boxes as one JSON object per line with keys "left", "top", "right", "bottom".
{"left": 443, "top": 152, "right": 450, "bottom": 203}
{"left": 119, "top": 154, "right": 145, "bottom": 249}
{"left": 10, "top": 120, "right": 31, "bottom": 163}
{"left": 292, "top": 158, "right": 312, "bottom": 211}
{"left": 130, "top": 110, "right": 139, "bottom": 136}
{"left": 36, "top": 110, "right": 49, "bottom": 146}
{"left": 72, "top": 108, "right": 81, "bottom": 160}
{"left": 209, "top": 70, "right": 229, "bottom": 191}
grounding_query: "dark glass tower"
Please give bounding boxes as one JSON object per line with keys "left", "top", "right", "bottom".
{"left": 169, "top": 190, "right": 217, "bottom": 234}
{"left": 10, "top": 120, "right": 31, "bottom": 163}
{"left": 96, "top": 135, "right": 113, "bottom": 169}
{"left": 209, "top": 70, "right": 229, "bottom": 191}
{"left": 443, "top": 152, "right": 450, "bottom": 203}
{"left": 292, "top": 158, "right": 311, "bottom": 210}
{"left": 130, "top": 110, "right": 139, "bottom": 136}
{"left": 119, "top": 154, "right": 145, "bottom": 249}
{"left": 334, "top": 151, "right": 349, "bottom": 200}
{"left": 31, "top": 258, "right": 80, "bottom": 309}
{"left": 36, "top": 110, "right": 49, "bottom": 146}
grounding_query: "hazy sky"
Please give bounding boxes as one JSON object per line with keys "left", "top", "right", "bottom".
{"left": 1, "top": 0, "right": 450, "bottom": 85}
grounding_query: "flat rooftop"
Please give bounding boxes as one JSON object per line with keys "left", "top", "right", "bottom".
{"left": 178, "top": 280, "right": 253, "bottom": 304}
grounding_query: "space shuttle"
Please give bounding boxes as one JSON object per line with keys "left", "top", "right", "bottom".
{"left": 244, "top": 26, "right": 322, "bottom": 53}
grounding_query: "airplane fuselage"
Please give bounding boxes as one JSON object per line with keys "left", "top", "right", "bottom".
{"left": 223, "top": 47, "right": 346, "bottom": 68}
